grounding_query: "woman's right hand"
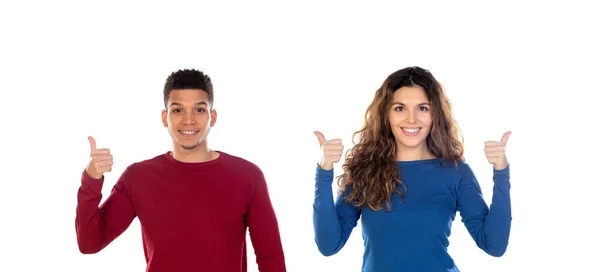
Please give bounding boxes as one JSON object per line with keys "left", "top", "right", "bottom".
{"left": 314, "top": 131, "right": 344, "bottom": 171}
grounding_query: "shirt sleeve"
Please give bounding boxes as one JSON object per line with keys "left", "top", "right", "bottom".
{"left": 457, "top": 163, "right": 512, "bottom": 257}
{"left": 313, "top": 164, "right": 361, "bottom": 256}
{"left": 75, "top": 167, "right": 137, "bottom": 254}
{"left": 245, "top": 168, "right": 287, "bottom": 272}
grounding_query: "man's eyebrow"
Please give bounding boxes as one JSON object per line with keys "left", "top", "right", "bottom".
{"left": 169, "top": 101, "right": 208, "bottom": 107}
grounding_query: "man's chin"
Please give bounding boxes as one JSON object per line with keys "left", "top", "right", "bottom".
{"left": 181, "top": 144, "right": 200, "bottom": 150}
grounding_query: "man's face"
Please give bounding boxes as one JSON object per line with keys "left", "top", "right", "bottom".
{"left": 162, "top": 89, "right": 217, "bottom": 150}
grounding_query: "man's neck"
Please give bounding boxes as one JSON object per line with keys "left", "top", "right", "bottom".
{"left": 170, "top": 143, "right": 219, "bottom": 163}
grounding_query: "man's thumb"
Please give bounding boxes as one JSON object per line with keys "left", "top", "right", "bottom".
{"left": 88, "top": 136, "right": 97, "bottom": 151}
{"left": 314, "top": 131, "right": 326, "bottom": 146}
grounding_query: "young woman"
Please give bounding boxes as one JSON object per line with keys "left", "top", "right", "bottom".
{"left": 312, "top": 66, "right": 512, "bottom": 271}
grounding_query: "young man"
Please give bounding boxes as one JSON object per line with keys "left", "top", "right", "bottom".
{"left": 75, "top": 69, "right": 287, "bottom": 272}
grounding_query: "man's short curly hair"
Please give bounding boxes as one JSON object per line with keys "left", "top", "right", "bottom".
{"left": 163, "top": 69, "right": 214, "bottom": 108}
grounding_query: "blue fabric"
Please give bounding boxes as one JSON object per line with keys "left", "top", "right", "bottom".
{"left": 313, "top": 158, "right": 511, "bottom": 271}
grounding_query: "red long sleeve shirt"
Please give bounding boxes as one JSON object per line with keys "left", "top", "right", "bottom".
{"left": 75, "top": 151, "right": 286, "bottom": 272}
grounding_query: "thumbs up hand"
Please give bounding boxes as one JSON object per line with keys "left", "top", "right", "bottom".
{"left": 85, "top": 136, "right": 113, "bottom": 179}
{"left": 484, "top": 131, "right": 512, "bottom": 170}
{"left": 314, "top": 131, "right": 344, "bottom": 171}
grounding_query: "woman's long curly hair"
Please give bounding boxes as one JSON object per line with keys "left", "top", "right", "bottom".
{"left": 337, "top": 66, "right": 464, "bottom": 211}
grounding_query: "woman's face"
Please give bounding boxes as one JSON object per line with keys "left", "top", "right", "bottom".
{"left": 388, "top": 85, "right": 433, "bottom": 151}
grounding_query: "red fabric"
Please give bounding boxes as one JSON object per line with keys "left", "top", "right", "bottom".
{"left": 75, "top": 151, "right": 286, "bottom": 272}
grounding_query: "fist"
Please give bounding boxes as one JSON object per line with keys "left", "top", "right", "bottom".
{"left": 314, "top": 131, "right": 344, "bottom": 171}
{"left": 85, "top": 136, "right": 113, "bottom": 179}
{"left": 484, "top": 131, "right": 511, "bottom": 170}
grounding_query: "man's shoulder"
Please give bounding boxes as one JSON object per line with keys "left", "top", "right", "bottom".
{"left": 219, "top": 151, "right": 264, "bottom": 176}
{"left": 125, "top": 152, "right": 169, "bottom": 172}
{"left": 220, "top": 151, "right": 262, "bottom": 170}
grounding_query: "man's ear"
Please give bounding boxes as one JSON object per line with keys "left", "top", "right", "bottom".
{"left": 162, "top": 110, "right": 168, "bottom": 127}
{"left": 210, "top": 109, "right": 217, "bottom": 127}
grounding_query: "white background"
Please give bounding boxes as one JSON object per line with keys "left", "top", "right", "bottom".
{"left": 1, "top": 1, "right": 599, "bottom": 271}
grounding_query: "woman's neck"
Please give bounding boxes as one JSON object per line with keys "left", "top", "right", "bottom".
{"left": 395, "top": 145, "right": 435, "bottom": 161}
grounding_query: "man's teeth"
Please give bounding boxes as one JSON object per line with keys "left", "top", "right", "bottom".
{"left": 402, "top": 128, "right": 420, "bottom": 133}
{"left": 180, "top": 131, "right": 198, "bottom": 135}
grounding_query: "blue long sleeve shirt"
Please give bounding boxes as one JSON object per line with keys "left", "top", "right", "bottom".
{"left": 313, "top": 158, "right": 511, "bottom": 272}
